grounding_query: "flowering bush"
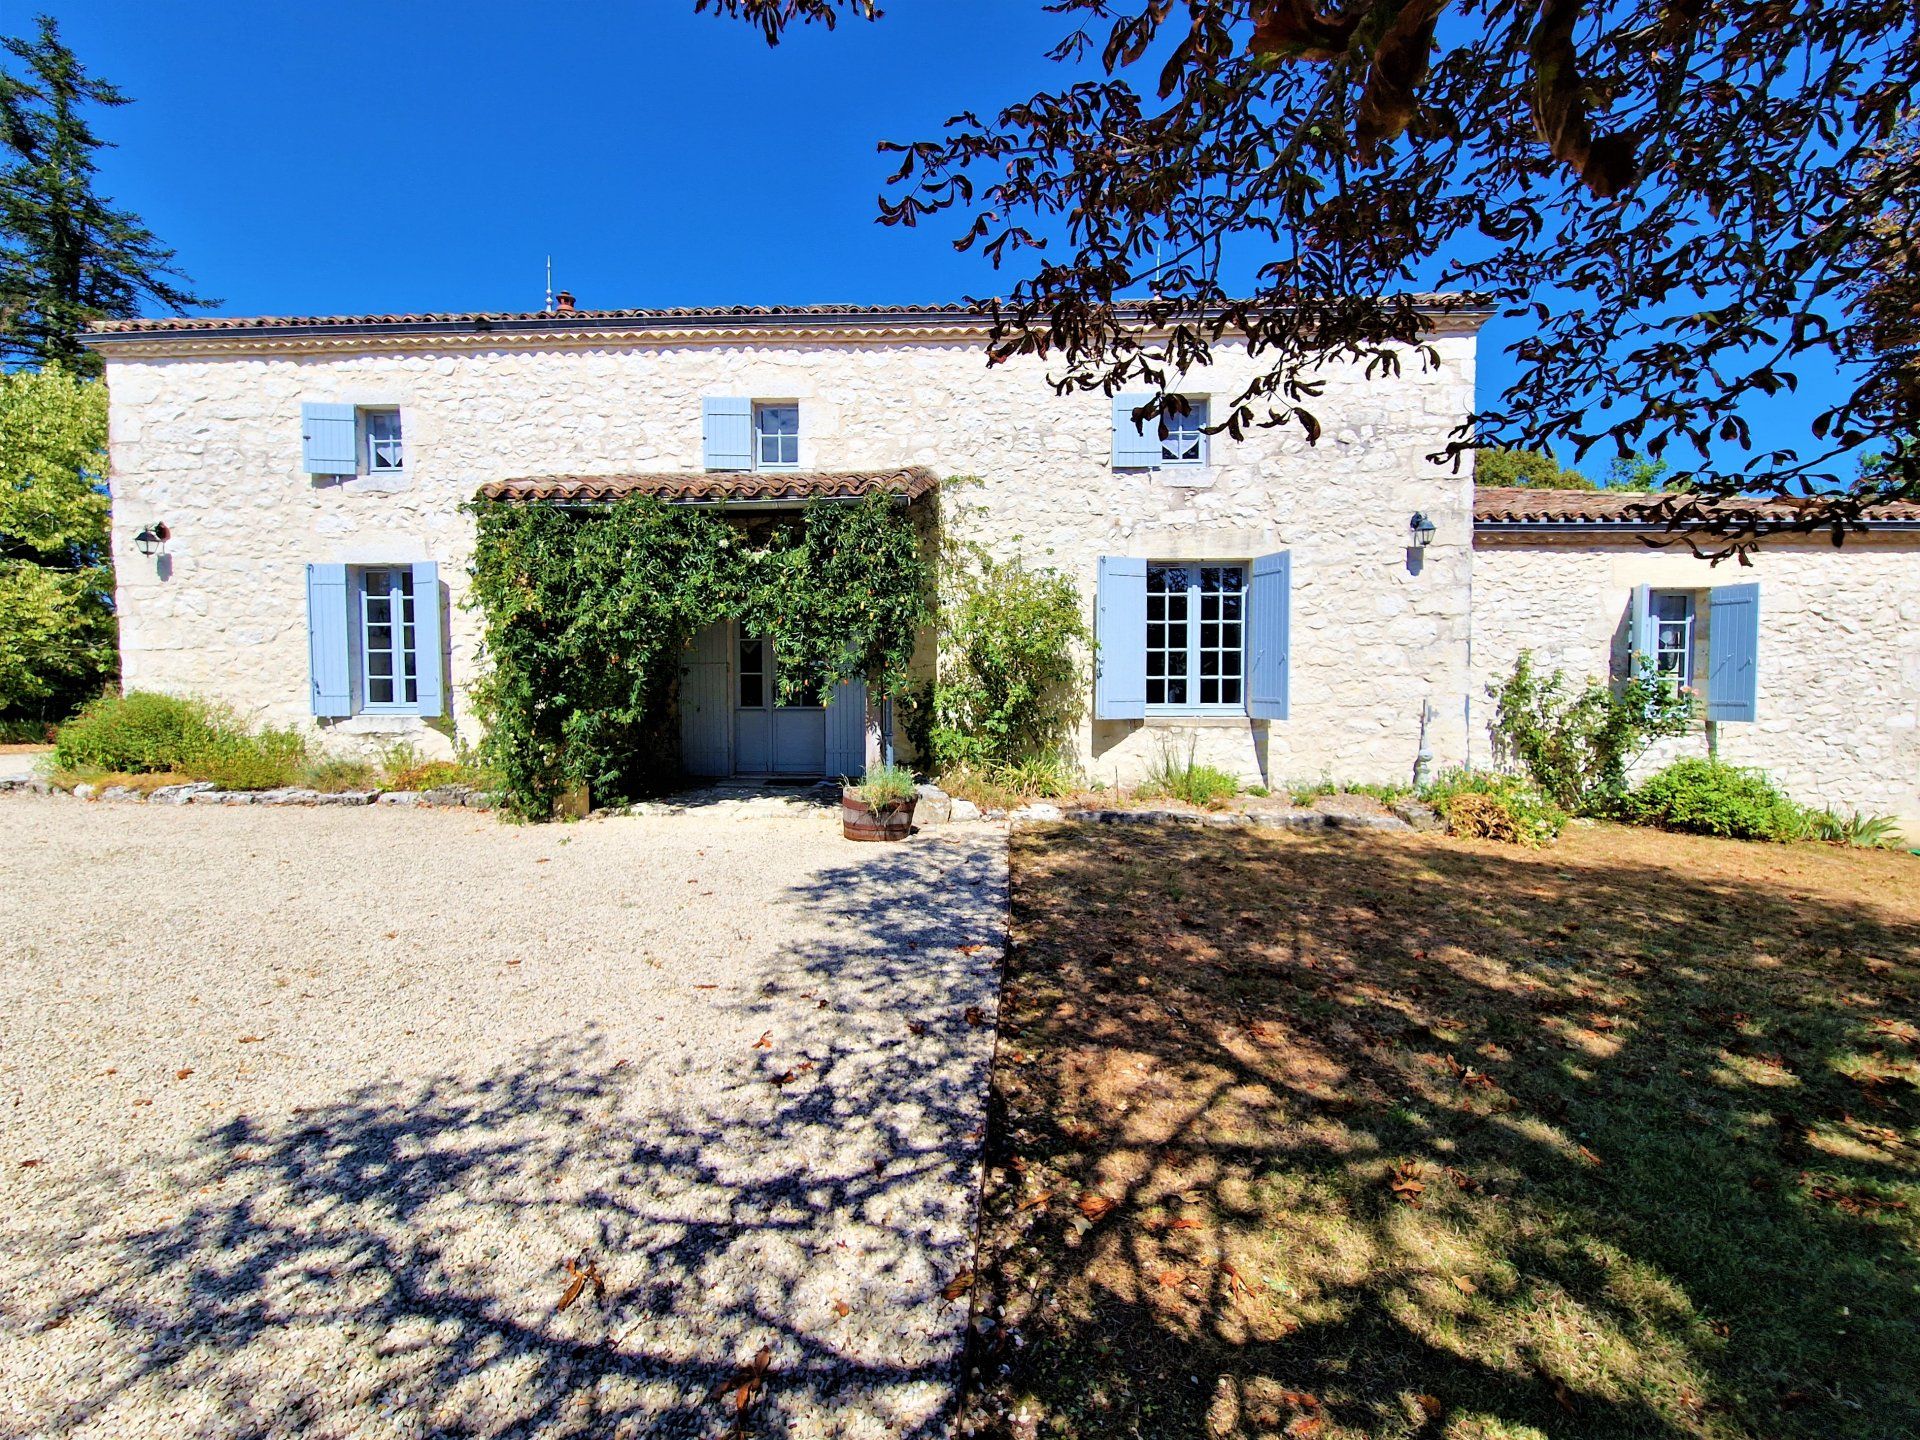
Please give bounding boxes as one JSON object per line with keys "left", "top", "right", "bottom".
{"left": 1491, "top": 652, "right": 1696, "bottom": 814}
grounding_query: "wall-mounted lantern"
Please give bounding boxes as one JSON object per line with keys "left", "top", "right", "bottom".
{"left": 134, "top": 522, "right": 170, "bottom": 558}
{"left": 1409, "top": 512, "right": 1436, "bottom": 549}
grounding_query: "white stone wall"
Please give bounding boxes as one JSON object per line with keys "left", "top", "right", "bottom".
{"left": 1472, "top": 535, "right": 1920, "bottom": 826}
{"left": 102, "top": 329, "right": 1478, "bottom": 785}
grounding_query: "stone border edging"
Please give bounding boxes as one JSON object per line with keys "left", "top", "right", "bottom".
{"left": 0, "top": 775, "right": 498, "bottom": 809}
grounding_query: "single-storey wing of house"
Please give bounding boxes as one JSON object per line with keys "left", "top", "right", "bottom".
{"left": 84, "top": 302, "right": 1920, "bottom": 827}
{"left": 1473, "top": 486, "right": 1920, "bottom": 827}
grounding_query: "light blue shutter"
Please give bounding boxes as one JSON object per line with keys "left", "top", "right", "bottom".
{"left": 1247, "top": 550, "right": 1292, "bottom": 720}
{"left": 306, "top": 564, "right": 351, "bottom": 717}
{"left": 1707, "top": 582, "right": 1759, "bottom": 722}
{"left": 1627, "top": 582, "right": 1653, "bottom": 677}
{"left": 301, "top": 403, "right": 357, "bottom": 476}
{"left": 825, "top": 676, "right": 869, "bottom": 779}
{"left": 702, "top": 397, "right": 753, "bottom": 471}
{"left": 1094, "top": 556, "right": 1147, "bottom": 719}
{"left": 1111, "top": 393, "right": 1160, "bottom": 469}
{"left": 411, "top": 561, "right": 444, "bottom": 717}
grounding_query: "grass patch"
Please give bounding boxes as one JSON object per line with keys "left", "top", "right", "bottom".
{"left": 969, "top": 822, "right": 1919, "bottom": 1439}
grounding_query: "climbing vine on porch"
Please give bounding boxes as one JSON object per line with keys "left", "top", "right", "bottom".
{"left": 467, "top": 493, "right": 932, "bottom": 820}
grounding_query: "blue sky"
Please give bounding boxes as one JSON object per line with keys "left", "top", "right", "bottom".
{"left": 38, "top": 0, "right": 1842, "bottom": 479}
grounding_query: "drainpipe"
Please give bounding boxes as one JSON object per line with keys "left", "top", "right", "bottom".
{"left": 883, "top": 697, "right": 896, "bottom": 769}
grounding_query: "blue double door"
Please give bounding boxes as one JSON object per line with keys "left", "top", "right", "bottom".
{"left": 679, "top": 622, "right": 867, "bottom": 780}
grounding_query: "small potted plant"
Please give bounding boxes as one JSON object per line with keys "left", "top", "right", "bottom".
{"left": 841, "top": 763, "right": 919, "bottom": 841}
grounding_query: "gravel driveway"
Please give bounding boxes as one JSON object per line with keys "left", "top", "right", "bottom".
{"left": 0, "top": 794, "right": 1006, "bottom": 1440}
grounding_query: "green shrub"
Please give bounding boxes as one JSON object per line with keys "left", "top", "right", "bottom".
{"left": 302, "top": 756, "right": 380, "bottom": 793}
{"left": 52, "top": 691, "right": 308, "bottom": 789}
{"left": 1491, "top": 652, "right": 1695, "bottom": 813}
{"left": 907, "top": 537, "right": 1088, "bottom": 777}
{"left": 848, "top": 763, "right": 918, "bottom": 809}
{"left": 1626, "top": 759, "right": 1805, "bottom": 841}
{"left": 1424, "top": 768, "right": 1567, "bottom": 846}
{"left": 55, "top": 691, "right": 228, "bottom": 772}
{"left": 384, "top": 759, "right": 467, "bottom": 792}
{"left": 1138, "top": 739, "right": 1240, "bottom": 809}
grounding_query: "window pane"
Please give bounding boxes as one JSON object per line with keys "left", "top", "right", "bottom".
{"left": 365, "top": 411, "right": 403, "bottom": 470}
{"left": 739, "top": 673, "right": 764, "bottom": 708}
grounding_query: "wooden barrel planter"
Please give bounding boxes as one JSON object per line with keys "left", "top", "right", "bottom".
{"left": 842, "top": 795, "right": 917, "bottom": 842}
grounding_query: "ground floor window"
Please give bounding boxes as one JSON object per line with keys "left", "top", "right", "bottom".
{"left": 1651, "top": 590, "right": 1696, "bottom": 687}
{"left": 1147, "top": 562, "right": 1246, "bottom": 710}
{"left": 357, "top": 566, "right": 418, "bottom": 710}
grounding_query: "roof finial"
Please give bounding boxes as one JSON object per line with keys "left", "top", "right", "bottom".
{"left": 544, "top": 256, "right": 553, "bottom": 315}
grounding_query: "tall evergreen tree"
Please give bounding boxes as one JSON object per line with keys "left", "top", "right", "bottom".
{"left": 0, "top": 13, "right": 209, "bottom": 372}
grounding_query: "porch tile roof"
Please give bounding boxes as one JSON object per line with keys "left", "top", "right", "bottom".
{"left": 1473, "top": 485, "right": 1920, "bottom": 529}
{"left": 477, "top": 466, "right": 941, "bottom": 506}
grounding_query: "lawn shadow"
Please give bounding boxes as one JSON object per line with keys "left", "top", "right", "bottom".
{"left": 1, "top": 828, "right": 1008, "bottom": 1440}
{"left": 967, "top": 823, "right": 1920, "bottom": 1439}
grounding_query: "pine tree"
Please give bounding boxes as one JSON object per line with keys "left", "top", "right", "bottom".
{"left": 0, "top": 13, "right": 210, "bottom": 372}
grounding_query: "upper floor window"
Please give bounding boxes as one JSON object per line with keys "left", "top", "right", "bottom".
{"left": 1651, "top": 590, "right": 1696, "bottom": 687}
{"left": 1147, "top": 562, "right": 1246, "bottom": 710}
{"left": 364, "top": 409, "right": 405, "bottom": 473}
{"left": 301, "top": 402, "right": 403, "bottom": 478}
{"left": 1159, "top": 399, "right": 1209, "bottom": 467}
{"left": 754, "top": 403, "right": 799, "bottom": 471}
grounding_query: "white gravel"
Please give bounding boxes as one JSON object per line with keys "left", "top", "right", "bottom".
{"left": 0, "top": 793, "right": 1007, "bottom": 1439}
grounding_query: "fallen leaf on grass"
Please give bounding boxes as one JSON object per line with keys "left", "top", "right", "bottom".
{"left": 19, "top": 1159, "right": 41, "bottom": 1169}
{"left": 958, "top": 944, "right": 987, "bottom": 955}
{"left": 771, "top": 1070, "right": 797, "bottom": 1087}
{"left": 1389, "top": 1160, "right": 1425, "bottom": 1206}
{"left": 132, "top": 1098, "right": 152, "bottom": 1107}
{"left": 1165, "top": 1216, "right": 1204, "bottom": 1231}
{"left": 1155, "top": 1268, "right": 1183, "bottom": 1289}
{"left": 1452, "top": 1275, "right": 1477, "bottom": 1294}
{"left": 941, "top": 1271, "right": 974, "bottom": 1301}
{"left": 964, "top": 1006, "right": 988, "bottom": 1027}
{"left": 1577, "top": 1145, "right": 1604, "bottom": 1166}
{"left": 1288, "top": 1416, "right": 1325, "bottom": 1437}
{"left": 1805, "top": 1177, "right": 1909, "bottom": 1215}
{"left": 505, "top": 958, "right": 521, "bottom": 967}
{"left": 1076, "top": 1194, "right": 1118, "bottom": 1221}
{"left": 1417, "top": 1393, "right": 1444, "bottom": 1419}
{"left": 237, "top": 1036, "right": 264, "bottom": 1044}
{"left": 832, "top": 1299, "right": 850, "bottom": 1318}
{"left": 907, "top": 1020, "right": 928, "bottom": 1036}
{"left": 1868, "top": 1017, "right": 1919, "bottom": 1044}
{"left": 1221, "top": 1261, "right": 1250, "bottom": 1296}
{"left": 752, "top": 1032, "right": 772, "bottom": 1050}
{"left": 694, "top": 984, "right": 718, "bottom": 990}
{"left": 175, "top": 1068, "right": 193, "bottom": 1080}
{"left": 1013, "top": 1190, "right": 1054, "bottom": 1214}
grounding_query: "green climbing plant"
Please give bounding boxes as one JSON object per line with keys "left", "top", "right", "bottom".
{"left": 466, "top": 492, "right": 932, "bottom": 820}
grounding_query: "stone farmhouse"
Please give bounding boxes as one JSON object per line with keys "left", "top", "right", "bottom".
{"left": 84, "top": 302, "right": 1920, "bottom": 826}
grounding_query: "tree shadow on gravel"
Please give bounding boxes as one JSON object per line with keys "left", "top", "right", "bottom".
{"left": 964, "top": 823, "right": 1920, "bottom": 1440}
{"left": 1, "top": 829, "right": 1007, "bottom": 1440}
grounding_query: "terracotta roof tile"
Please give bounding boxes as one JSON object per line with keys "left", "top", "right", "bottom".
{"left": 478, "top": 466, "right": 940, "bottom": 506}
{"left": 85, "top": 295, "right": 1492, "bottom": 339}
{"left": 1473, "top": 486, "right": 1920, "bottom": 527}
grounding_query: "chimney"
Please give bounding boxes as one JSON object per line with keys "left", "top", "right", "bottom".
{"left": 554, "top": 290, "right": 576, "bottom": 315}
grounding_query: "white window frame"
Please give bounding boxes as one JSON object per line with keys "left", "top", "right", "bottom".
{"left": 1146, "top": 561, "right": 1248, "bottom": 714}
{"left": 353, "top": 566, "right": 419, "bottom": 714}
{"left": 361, "top": 408, "right": 405, "bottom": 475}
{"left": 752, "top": 403, "right": 799, "bottom": 472}
{"left": 1159, "top": 397, "right": 1209, "bottom": 469}
{"left": 1651, "top": 589, "right": 1696, "bottom": 688}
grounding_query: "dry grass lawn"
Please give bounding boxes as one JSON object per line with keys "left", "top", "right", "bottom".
{"left": 963, "top": 822, "right": 1920, "bottom": 1440}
